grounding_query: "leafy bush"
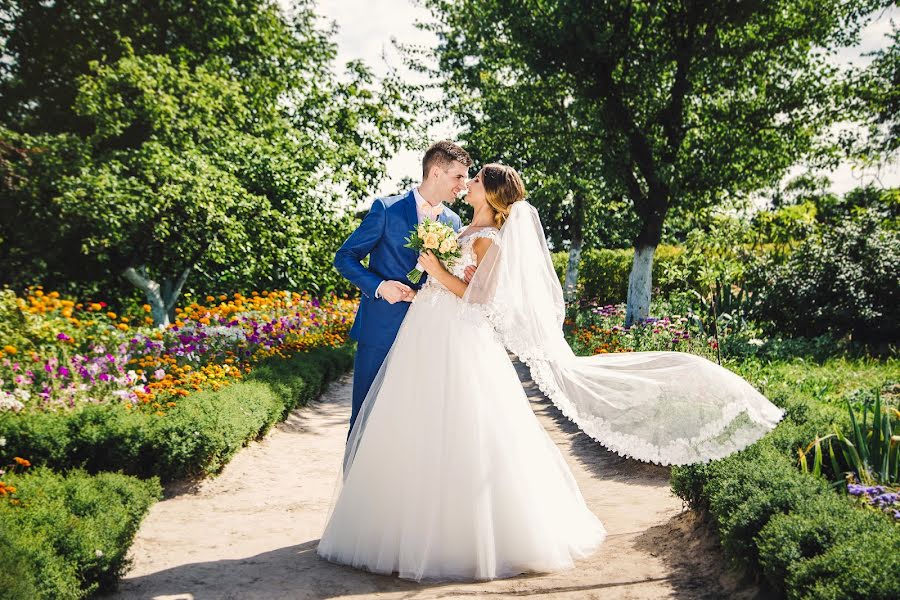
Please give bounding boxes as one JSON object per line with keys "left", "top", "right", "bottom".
{"left": 784, "top": 525, "right": 900, "bottom": 600}
{"left": 553, "top": 245, "right": 686, "bottom": 304}
{"left": 757, "top": 493, "right": 894, "bottom": 596}
{"left": 0, "top": 467, "right": 161, "bottom": 600}
{"left": 0, "top": 344, "right": 354, "bottom": 481}
{"left": 748, "top": 210, "right": 900, "bottom": 344}
{"left": 705, "top": 444, "right": 831, "bottom": 565}
{"left": 671, "top": 356, "right": 900, "bottom": 598}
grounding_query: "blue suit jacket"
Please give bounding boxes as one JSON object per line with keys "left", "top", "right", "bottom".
{"left": 334, "top": 190, "right": 462, "bottom": 349}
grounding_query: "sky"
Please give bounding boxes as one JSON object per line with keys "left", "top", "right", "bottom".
{"left": 307, "top": 0, "right": 899, "bottom": 201}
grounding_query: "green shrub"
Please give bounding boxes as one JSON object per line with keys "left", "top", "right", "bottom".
{"left": 785, "top": 525, "right": 900, "bottom": 600}
{"left": 672, "top": 355, "right": 900, "bottom": 598}
{"left": 756, "top": 493, "right": 882, "bottom": 593}
{"left": 0, "top": 344, "right": 354, "bottom": 481}
{"left": 748, "top": 210, "right": 900, "bottom": 344}
{"left": 553, "top": 245, "right": 687, "bottom": 304}
{"left": 0, "top": 467, "right": 161, "bottom": 600}
{"left": 706, "top": 444, "right": 831, "bottom": 566}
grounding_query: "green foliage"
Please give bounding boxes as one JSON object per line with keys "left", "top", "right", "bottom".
{"left": 552, "top": 245, "right": 685, "bottom": 304}
{"left": 0, "top": 1, "right": 413, "bottom": 305}
{"left": 0, "top": 345, "right": 354, "bottom": 481}
{"left": 705, "top": 444, "right": 831, "bottom": 564}
{"left": 0, "top": 288, "right": 30, "bottom": 352}
{"left": 756, "top": 493, "right": 895, "bottom": 597}
{"left": 784, "top": 526, "right": 900, "bottom": 600}
{"left": 420, "top": 7, "right": 636, "bottom": 251}
{"left": 426, "top": 0, "right": 884, "bottom": 324}
{"left": 0, "top": 468, "right": 161, "bottom": 600}
{"left": 671, "top": 355, "right": 900, "bottom": 598}
{"left": 799, "top": 393, "right": 900, "bottom": 488}
{"left": 851, "top": 24, "right": 900, "bottom": 159}
{"left": 748, "top": 209, "right": 900, "bottom": 344}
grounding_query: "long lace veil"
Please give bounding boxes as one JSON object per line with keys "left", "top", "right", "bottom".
{"left": 464, "top": 201, "right": 784, "bottom": 466}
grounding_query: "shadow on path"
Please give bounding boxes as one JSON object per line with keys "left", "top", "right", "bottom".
{"left": 110, "top": 538, "right": 677, "bottom": 600}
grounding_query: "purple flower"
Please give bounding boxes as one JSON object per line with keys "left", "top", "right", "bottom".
{"left": 848, "top": 484, "right": 864, "bottom": 496}
{"left": 56, "top": 332, "right": 71, "bottom": 341}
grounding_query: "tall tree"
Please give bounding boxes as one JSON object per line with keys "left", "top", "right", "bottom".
{"left": 852, "top": 21, "right": 900, "bottom": 161}
{"left": 414, "top": 31, "right": 637, "bottom": 300}
{"left": 427, "top": 0, "right": 883, "bottom": 324}
{"left": 0, "top": 1, "right": 417, "bottom": 320}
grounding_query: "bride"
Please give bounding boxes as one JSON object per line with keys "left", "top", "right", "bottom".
{"left": 316, "top": 164, "right": 783, "bottom": 582}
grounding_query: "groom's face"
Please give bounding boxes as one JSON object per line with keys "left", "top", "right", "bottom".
{"left": 434, "top": 161, "right": 469, "bottom": 202}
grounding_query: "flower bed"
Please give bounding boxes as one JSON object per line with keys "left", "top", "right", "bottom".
{"left": 1, "top": 287, "right": 356, "bottom": 415}
{"left": 565, "top": 301, "right": 719, "bottom": 359}
{"left": 0, "top": 288, "right": 357, "bottom": 481}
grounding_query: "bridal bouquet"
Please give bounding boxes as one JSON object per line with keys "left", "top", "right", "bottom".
{"left": 404, "top": 219, "right": 461, "bottom": 284}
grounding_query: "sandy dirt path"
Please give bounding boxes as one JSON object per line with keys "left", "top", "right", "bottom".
{"left": 110, "top": 361, "right": 765, "bottom": 600}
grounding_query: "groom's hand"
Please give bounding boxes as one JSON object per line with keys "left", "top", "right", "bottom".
{"left": 379, "top": 280, "right": 413, "bottom": 304}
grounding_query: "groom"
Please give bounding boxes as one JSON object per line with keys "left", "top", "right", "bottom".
{"left": 334, "top": 140, "right": 473, "bottom": 433}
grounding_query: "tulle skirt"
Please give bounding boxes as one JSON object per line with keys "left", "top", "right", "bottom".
{"left": 316, "top": 286, "right": 606, "bottom": 581}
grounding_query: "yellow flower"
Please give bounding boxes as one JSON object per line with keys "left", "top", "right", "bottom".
{"left": 143, "top": 304, "right": 152, "bottom": 312}
{"left": 439, "top": 239, "right": 454, "bottom": 253}
{"left": 106, "top": 311, "right": 117, "bottom": 319}
{"left": 423, "top": 232, "right": 440, "bottom": 249}
{"left": 2, "top": 345, "right": 16, "bottom": 355}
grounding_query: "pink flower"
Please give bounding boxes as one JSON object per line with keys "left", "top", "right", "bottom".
{"left": 154, "top": 369, "right": 166, "bottom": 381}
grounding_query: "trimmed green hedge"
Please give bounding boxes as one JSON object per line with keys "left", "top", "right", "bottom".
{"left": 552, "top": 245, "right": 689, "bottom": 303}
{"left": 0, "top": 468, "right": 161, "bottom": 600}
{"left": 671, "top": 371, "right": 900, "bottom": 599}
{"left": 0, "top": 344, "right": 354, "bottom": 482}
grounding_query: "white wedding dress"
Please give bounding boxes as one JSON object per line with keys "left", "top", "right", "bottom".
{"left": 317, "top": 228, "right": 607, "bottom": 581}
{"left": 317, "top": 201, "right": 784, "bottom": 582}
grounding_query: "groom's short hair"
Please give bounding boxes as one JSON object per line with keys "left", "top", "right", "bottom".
{"left": 422, "top": 140, "right": 473, "bottom": 179}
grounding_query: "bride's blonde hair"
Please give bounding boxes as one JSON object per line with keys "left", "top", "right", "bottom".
{"left": 481, "top": 163, "right": 526, "bottom": 228}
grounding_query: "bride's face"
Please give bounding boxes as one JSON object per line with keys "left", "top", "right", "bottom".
{"left": 464, "top": 170, "right": 486, "bottom": 207}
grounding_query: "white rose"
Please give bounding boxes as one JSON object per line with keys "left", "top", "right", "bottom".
{"left": 423, "top": 232, "right": 440, "bottom": 249}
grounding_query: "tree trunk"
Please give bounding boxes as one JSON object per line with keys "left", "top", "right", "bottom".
{"left": 122, "top": 265, "right": 192, "bottom": 327}
{"left": 563, "top": 191, "right": 585, "bottom": 303}
{"left": 624, "top": 202, "right": 666, "bottom": 327}
{"left": 625, "top": 244, "right": 655, "bottom": 326}
{"left": 123, "top": 266, "right": 169, "bottom": 327}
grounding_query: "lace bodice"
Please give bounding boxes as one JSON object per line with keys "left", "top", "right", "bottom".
{"left": 418, "top": 227, "right": 499, "bottom": 291}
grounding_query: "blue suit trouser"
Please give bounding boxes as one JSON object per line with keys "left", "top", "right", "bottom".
{"left": 349, "top": 342, "right": 392, "bottom": 436}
